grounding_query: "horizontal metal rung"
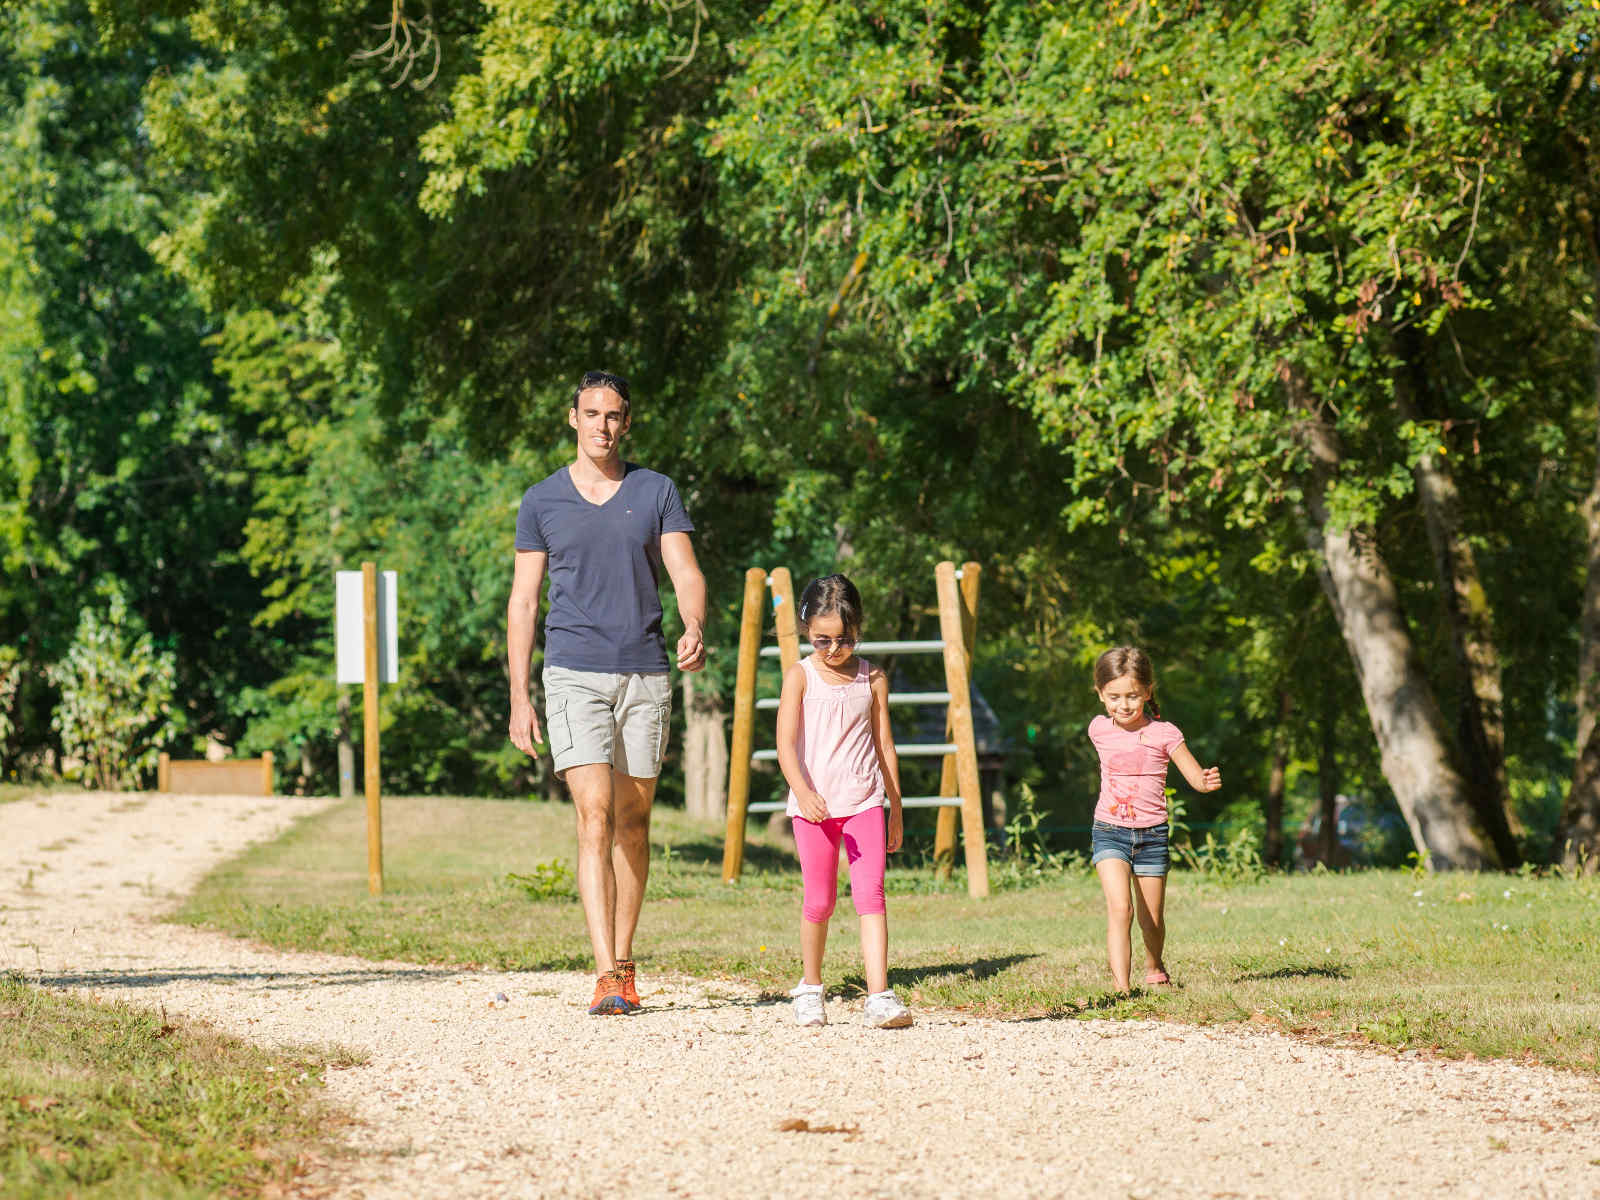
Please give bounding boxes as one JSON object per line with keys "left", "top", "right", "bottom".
{"left": 759, "top": 640, "right": 945, "bottom": 658}
{"left": 894, "top": 742, "right": 959, "bottom": 757}
{"left": 751, "top": 742, "right": 956, "bottom": 763}
{"left": 740, "top": 794, "right": 963, "bottom": 817}
{"left": 754, "top": 691, "right": 950, "bottom": 711}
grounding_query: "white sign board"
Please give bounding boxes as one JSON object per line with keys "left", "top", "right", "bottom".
{"left": 335, "top": 570, "right": 398, "bottom": 684}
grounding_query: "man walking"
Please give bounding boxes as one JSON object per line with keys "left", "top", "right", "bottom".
{"left": 507, "top": 370, "right": 707, "bottom": 1014}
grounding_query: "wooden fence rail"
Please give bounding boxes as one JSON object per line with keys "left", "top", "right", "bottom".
{"left": 156, "top": 752, "right": 274, "bottom": 796}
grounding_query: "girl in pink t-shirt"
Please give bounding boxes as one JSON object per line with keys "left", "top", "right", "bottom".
{"left": 776, "top": 574, "right": 910, "bottom": 1029}
{"left": 1089, "top": 646, "right": 1221, "bottom": 993}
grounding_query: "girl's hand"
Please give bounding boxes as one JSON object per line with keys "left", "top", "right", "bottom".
{"left": 799, "top": 790, "right": 829, "bottom": 823}
{"left": 886, "top": 804, "right": 903, "bottom": 852}
{"left": 1200, "top": 766, "right": 1222, "bottom": 792}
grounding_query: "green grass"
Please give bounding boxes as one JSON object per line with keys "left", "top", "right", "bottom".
{"left": 0, "top": 973, "right": 356, "bottom": 1198}
{"left": 0, "top": 783, "right": 68, "bottom": 806}
{"left": 176, "top": 796, "right": 1600, "bottom": 1072}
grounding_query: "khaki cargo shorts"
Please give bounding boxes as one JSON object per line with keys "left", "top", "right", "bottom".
{"left": 542, "top": 665, "right": 673, "bottom": 780}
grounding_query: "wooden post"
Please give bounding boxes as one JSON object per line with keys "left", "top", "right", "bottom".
{"left": 362, "top": 561, "right": 383, "bottom": 896}
{"left": 936, "top": 561, "right": 989, "bottom": 898}
{"left": 260, "top": 751, "right": 274, "bottom": 797}
{"left": 721, "top": 567, "right": 768, "bottom": 881}
{"left": 933, "top": 562, "right": 981, "bottom": 878}
{"left": 770, "top": 568, "right": 801, "bottom": 672}
{"left": 157, "top": 751, "right": 170, "bottom": 793}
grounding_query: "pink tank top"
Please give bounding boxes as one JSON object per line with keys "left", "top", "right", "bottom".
{"left": 785, "top": 655, "right": 884, "bottom": 820}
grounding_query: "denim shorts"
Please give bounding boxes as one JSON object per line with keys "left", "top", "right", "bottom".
{"left": 543, "top": 665, "right": 672, "bottom": 779}
{"left": 1091, "top": 820, "right": 1170, "bottom": 876}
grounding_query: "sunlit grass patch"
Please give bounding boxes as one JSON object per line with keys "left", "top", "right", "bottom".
{"left": 0, "top": 972, "right": 351, "bottom": 1198}
{"left": 177, "top": 796, "right": 1600, "bottom": 1072}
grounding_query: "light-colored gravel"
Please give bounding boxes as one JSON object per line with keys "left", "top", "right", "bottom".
{"left": 3, "top": 790, "right": 1598, "bottom": 1199}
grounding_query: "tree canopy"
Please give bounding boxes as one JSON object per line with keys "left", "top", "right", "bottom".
{"left": 5, "top": 0, "right": 1599, "bottom": 870}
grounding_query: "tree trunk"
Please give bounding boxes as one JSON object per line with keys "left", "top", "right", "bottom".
{"left": 682, "top": 672, "right": 728, "bottom": 823}
{"left": 336, "top": 688, "right": 355, "bottom": 799}
{"left": 1559, "top": 278, "right": 1600, "bottom": 874}
{"left": 1264, "top": 690, "right": 1290, "bottom": 867}
{"left": 1399, "top": 384, "right": 1519, "bottom": 864}
{"left": 1318, "top": 702, "right": 1340, "bottom": 869}
{"left": 1294, "top": 385, "right": 1500, "bottom": 870}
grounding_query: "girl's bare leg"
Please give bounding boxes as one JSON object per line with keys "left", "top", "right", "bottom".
{"left": 1132, "top": 873, "right": 1168, "bottom": 977}
{"left": 858, "top": 913, "right": 888, "bottom": 994}
{"left": 801, "top": 918, "right": 828, "bottom": 986}
{"left": 1095, "top": 859, "right": 1135, "bottom": 992}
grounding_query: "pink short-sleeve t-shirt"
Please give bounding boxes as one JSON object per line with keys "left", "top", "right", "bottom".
{"left": 1089, "top": 715, "right": 1186, "bottom": 828}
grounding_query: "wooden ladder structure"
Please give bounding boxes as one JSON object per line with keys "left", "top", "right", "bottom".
{"left": 720, "top": 560, "right": 990, "bottom": 898}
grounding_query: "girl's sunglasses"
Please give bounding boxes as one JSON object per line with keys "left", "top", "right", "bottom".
{"left": 809, "top": 636, "right": 857, "bottom": 653}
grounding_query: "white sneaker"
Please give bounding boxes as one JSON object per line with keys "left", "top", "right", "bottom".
{"left": 863, "top": 989, "right": 912, "bottom": 1028}
{"left": 789, "top": 983, "right": 826, "bottom": 1027}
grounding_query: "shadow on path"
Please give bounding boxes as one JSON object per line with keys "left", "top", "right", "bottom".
{"left": 826, "top": 953, "right": 1041, "bottom": 998}
{"left": 30, "top": 964, "right": 457, "bottom": 991}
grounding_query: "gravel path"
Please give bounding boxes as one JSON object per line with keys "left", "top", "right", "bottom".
{"left": 3, "top": 790, "right": 1598, "bottom": 1199}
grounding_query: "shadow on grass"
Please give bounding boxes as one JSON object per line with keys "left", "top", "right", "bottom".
{"left": 656, "top": 836, "right": 795, "bottom": 874}
{"left": 1009, "top": 987, "right": 1168, "bottom": 1021}
{"left": 827, "top": 953, "right": 1041, "bottom": 998}
{"left": 1232, "top": 963, "right": 1350, "bottom": 983}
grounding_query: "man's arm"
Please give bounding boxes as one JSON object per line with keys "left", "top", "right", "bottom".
{"left": 660, "top": 531, "right": 707, "bottom": 672}
{"left": 508, "top": 549, "right": 548, "bottom": 755}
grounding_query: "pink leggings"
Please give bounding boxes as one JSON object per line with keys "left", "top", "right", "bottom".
{"left": 793, "top": 808, "right": 887, "bottom": 924}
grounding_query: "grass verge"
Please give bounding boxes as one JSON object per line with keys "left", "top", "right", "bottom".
{"left": 1, "top": 783, "right": 66, "bottom": 805}
{"left": 176, "top": 796, "right": 1600, "bottom": 1072}
{"left": 1, "top": 973, "right": 355, "bottom": 1197}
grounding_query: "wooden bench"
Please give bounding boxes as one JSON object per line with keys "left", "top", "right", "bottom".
{"left": 156, "top": 752, "right": 274, "bottom": 796}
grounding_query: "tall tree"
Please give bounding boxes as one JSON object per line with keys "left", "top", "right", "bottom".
{"left": 706, "top": 0, "right": 1600, "bottom": 865}
{"left": 0, "top": 1, "right": 272, "bottom": 772}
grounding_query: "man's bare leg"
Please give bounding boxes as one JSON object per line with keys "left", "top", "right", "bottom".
{"left": 611, "top": 771, "right": 656, "bottom": 962}
{"left": 567, "top": 763, "right": 619, "bottom": 972}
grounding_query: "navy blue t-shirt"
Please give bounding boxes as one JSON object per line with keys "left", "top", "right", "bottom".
{"left": 515, "top": 464, "right": 694, "bottom": 672}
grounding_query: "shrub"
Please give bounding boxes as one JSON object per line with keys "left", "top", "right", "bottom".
{"left": 47, "top": 584, "right": 177, "bottom": 789}
{"left": 0, "top": 645, "right": 18, "bottom": 751}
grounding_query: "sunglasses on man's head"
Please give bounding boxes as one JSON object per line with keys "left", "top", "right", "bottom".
{"left": 809, "top": 636, "right": 857, "bottom": 652}
{"left": 579, "top": 370, "right": 630, "bottom": 400}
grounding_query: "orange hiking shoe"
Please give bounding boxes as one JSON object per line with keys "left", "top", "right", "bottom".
{"left": 616, "top": 959, "right": 642, "bottom": 1011}
{"left": 588, "top": 968, "right": 633, "bottom": 1016}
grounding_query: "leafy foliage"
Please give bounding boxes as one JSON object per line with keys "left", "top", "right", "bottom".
{"left": 0, "top": 644, "right": 19, "bottom": 760}
{"left": 3, "top": 0, "right": 1599, "bottom": 863}
{"left": 47, "top": 584, "right": 177, "bottom": 789}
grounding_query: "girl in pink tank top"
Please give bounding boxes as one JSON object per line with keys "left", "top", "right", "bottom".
{"left": 775, "top": 574, "right": 911, "bottom": 1029}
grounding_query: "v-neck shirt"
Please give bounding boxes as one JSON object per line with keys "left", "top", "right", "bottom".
{"left": 515, "top": 462, "right": 693, "bottom": 672}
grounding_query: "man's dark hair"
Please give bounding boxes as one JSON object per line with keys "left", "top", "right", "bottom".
{"left": 571, "top": 370, "right": 631, "bottom": 415}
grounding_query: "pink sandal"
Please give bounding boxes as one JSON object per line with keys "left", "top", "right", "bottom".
{"left": 1144, "top": 968, "right": 1172, "bottom": 986}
